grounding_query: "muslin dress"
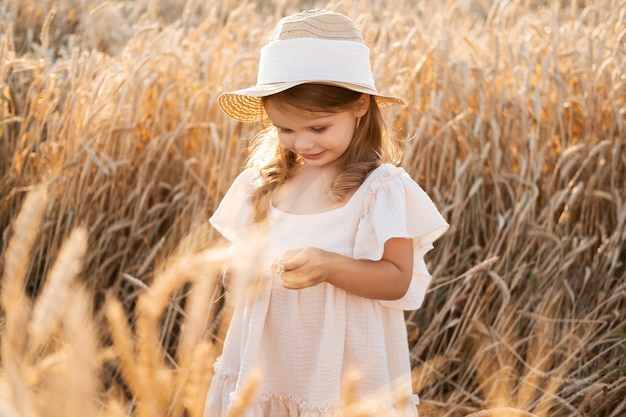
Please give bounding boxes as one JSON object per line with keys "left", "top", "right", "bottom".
{"left": 204, "top": 163, "right": 448, "bottom": 417}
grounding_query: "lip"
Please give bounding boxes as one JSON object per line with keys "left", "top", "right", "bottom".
{"left": 300, "top": 151, "right": 325, "bottom": 160}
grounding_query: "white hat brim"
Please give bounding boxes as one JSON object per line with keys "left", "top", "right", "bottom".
{"left": 219, "top": 81, "right": 404, "bottom": 122}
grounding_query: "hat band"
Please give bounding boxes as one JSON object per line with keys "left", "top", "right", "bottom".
{"left": 257, "top": 38, "right": 377, "bottom": 91}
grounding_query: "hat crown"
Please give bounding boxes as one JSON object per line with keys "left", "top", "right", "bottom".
{"left": 217, "top": 9, "right": 404, "bottom": 122}
{"left": 270, "top": 9, "right": 365, "bottom": 43}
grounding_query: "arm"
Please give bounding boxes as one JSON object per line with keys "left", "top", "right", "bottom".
{"left": 278, "top": 238, "right": 413, "bottom": 300}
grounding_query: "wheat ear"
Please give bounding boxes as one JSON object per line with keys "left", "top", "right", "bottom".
{"left": 28, "top": 227, "right": 87, "bottom": 354}
{"left": 224, "top": 369, "right": 262, "bottom": 417}
{"left": 1, "top": 186, "right": 48, "bottom": 417}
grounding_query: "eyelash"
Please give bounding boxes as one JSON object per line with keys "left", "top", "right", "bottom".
{"left": 278, "top": 127, "right": 327, "bottom": 134}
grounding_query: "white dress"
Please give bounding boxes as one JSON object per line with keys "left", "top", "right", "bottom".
{"left": 204, "top": 163, "right": 448, "bottom": 417}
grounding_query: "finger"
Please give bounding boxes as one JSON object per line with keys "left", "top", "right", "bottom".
{"left": 280, "top": 271, "right": 307, "bottom": 289}
{"left": 279, "top": 249, "right": 307, "bottom": 272}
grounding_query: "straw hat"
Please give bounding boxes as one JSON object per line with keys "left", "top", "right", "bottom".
{"left": 218, "top": 9, "right": 405, "bottom": 122}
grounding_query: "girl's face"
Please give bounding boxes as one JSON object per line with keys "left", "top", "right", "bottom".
{"left": 264, "top": 94, "right": 369, "bottom": 168}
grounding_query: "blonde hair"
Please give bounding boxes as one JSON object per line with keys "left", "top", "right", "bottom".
{"left": 246, "top": 83, "right": 402, "bottom": 222}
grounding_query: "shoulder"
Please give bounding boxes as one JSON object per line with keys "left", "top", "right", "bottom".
{"left": 228, "top": 167, "right": 261, "bottom": 192}
{"left": 236, "top": 166, "right": 261, "bottom": 182}
{"left": 215, "top": 167, "right": 261, "bottom": 209}
{"left": 368, "top": 163, "right": 411, "bottom": 179}
{"left": 359, "top": 163, "right": 444, "bottom": 222}
{"left": 364, "top": 163, "right": 417, "bottom": 192}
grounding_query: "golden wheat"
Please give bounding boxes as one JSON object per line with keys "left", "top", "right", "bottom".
{"left": 1, "top": 0, "right": 625, "bottom": 416}
{"left": 28, "top": 227, "right": 87, "bottom": 355}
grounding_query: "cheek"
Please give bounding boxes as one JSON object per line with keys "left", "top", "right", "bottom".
{"left": 336, "top": 125, "right": 356, "bottom": 148}
{"left": 276, "top": 133, "right": 292, "bottom": 148}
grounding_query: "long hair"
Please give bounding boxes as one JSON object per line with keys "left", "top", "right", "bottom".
{"left": 246, "top": 83, "right": 402, "bottom": 222}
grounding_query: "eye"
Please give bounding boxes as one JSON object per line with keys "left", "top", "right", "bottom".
{"left": 311, "top": 126, "right": 327, "bottom": 134}
{"left": 278, "top": 127, "right": 293, "bottom": 134}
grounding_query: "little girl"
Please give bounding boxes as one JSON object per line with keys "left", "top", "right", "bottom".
{"left": 204, "top": 9, "right": 448, "bottom": 417}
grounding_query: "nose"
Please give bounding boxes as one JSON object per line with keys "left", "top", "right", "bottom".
{"left": 293, "top": 133, "right": 316, "bottom": 152}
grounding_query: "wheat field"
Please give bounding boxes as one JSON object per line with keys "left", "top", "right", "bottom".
{"left": 0, "top": 0, "right": 625, "bottom": 416}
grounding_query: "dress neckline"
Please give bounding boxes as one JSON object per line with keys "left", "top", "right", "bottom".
{"left": 269, "top": 188, "right": 359, "bottom": 217}
{"left": 269, "top": 164, "right": 393, "bottom": 217}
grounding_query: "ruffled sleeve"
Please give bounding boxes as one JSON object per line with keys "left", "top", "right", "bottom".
{"left": 353, "top": 164, "right": 449, "bottom": 310}
{"left": 209, "top": 167, "right": 257, "bottom": 244}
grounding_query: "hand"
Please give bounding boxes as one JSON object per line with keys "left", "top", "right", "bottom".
{"left": 276, "top": 247, "right": 334, "bottom": 290}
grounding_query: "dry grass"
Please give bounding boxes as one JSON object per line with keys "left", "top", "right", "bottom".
{"left": 1, "top": 0, "right": 625, "bottom": 416}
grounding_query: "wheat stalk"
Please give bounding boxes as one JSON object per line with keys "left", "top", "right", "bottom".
{"left": 224, "top": 368, "right": 262, "bottom": 417}
{"left": 0, "top": 186, "right": 48, "bottom": 417}
{"left": 62, "top": 285, "right": 99, "bottom": 416}
{"left": 1, "top": 1, "right": 625, "bottom": 416}
{"left": 28, "top": 226, "right": 87, "bottom": 355}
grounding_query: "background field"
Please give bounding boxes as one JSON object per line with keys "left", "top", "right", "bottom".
{"left": 1, "top": 0, "right": 625, "bottom": 416}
